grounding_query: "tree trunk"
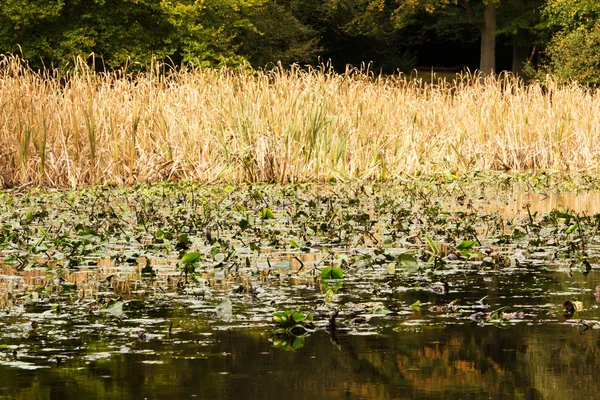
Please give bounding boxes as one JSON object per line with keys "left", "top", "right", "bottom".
{"left": 509, "top": 0, "right": 529, "bottom": 75}
{"left": 479, "top": 0, "right": 496, "bottom": 75}
{"left": 512, "top": 41, "right": 529, "bottom": 74}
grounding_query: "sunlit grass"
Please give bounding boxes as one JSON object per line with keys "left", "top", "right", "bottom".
{"left": 1, "top": 55, "right": 599, "bottom": 187}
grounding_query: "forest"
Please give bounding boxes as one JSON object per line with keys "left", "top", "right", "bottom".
{"left": 0, "top": 0, "right": 599, "bottom": 85}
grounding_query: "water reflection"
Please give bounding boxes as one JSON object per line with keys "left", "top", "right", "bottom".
{"left": 3, "top": 324, "right": 600, "bottom": 400}
{"left": 2, "top": 266, "right": 600, "bottom": 399}
{"left": 484, "top": 191, "right": 600, "bottom": 216}
{"left": 3, "top": 182, "right": 600, "bottom": 399}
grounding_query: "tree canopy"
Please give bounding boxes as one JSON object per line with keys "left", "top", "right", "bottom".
{"left": 541, "top": 0, "right": 600, "bottom": 85}
{"left": 0, "top": 0, "right": 598, "bottom": 85}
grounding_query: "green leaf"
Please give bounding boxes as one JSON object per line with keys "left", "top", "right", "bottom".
{"left": 382, "top": 236, "right": 394, "bottom": 248}
{"left": 177, "top": 234, "right": 190, "bottom": 245}
{"left": 321, "top": 266, "right": 344, "bottom": 279}
{"left": 387, "top": 262, "right": 396, "bottom": 274}
{"left": 292, "top": 336, "right": 305, "bottom": 350}
{"left": 331, "top": 267, "right": 344, "bottom": 279}
{"left": 320, "top": 266, "right": 333, "bottom": 278}
{"left": 181, "top": 252, "right": 201, "bottom": 264}
{"left": 210, "top": 245, "right": 221, "bottom": 258}
{"left": 411, "top": 300, "right": 422, "bottom": 310}
{"left": 398, "top": 253, "right": 418, "bottom": 270}
{"left": 321, "top": 280, "right": 343, "bottom": 292}
{"left": 324, "top": 288, "right": 335, "bottom": 302}
{"left": 565, "top": 224, "right": 579, "bottom": 234}
{"left": 490, "top": 306, "right": 511, "bottom": 320}
{"left": 272, "top": 312, "right": 289, "bottom": 326}
{"left": 289, "top": 239, "right": 300, "bottom": 248}
{"left": 425, "top": 234, "right": 439, "bottom": 255}
{"left": 512, "top": 228, "right": 526, "bottom": 239}
{"left": 291, "top": 311, "right": 305, "bottom": 323}
{"left": 455, "top": 240, "right": 476, "bottom": 250}
{"left": 101, "top": 301, "right": 125, "bottom": 318}
{"left": 61, "top": 282, "right": 77, "bottom": 291}
{"left": 260, "top": 207, "right": 275, "bottom": 219}
{"left": 126, "top": 300, "right": 145, "bottom": 310}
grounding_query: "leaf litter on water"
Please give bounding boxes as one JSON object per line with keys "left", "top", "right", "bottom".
{"left": 0, "top": 176, "right": 600, "bottom": 364}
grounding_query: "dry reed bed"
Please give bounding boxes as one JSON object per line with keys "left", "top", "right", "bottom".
{"left": 1, "top": 56, "right": 599, "bottom": 187}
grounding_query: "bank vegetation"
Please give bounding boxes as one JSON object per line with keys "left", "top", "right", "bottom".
{"left": 1, "top": 56, "right": 599, "bottom": 188}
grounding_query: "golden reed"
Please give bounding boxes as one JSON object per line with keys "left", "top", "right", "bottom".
{"left": 1, "top": 55, "right": 599, "bottom": 187}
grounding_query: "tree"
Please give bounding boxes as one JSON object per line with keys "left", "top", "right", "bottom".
{"left": 160, "top": 0, "right": 262, "bottom": 67}
{"left": 496, "top": 0, "right": 544, "bottom": 74}
{"left": 541, "top": 0, "right": 600, "bottom": 86}
{"left": 391, "top": 1, "right": 500, "bottom": 74}
{"left": 0, "top": 0, "right": 320, "bottom": 69}
{"left": 393, "top": 0, "right": 542, "bottom": 75}
{"left": 316, "top": 0, "right": 429, "bottom": 71}
{"left": 237, "top": 1, "right": 321, "bottom": 67}
{"left": 0, "top": 0, "right": 175, "bottom": 69}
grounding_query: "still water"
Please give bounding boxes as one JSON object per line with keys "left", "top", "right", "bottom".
{"left": 2, "top": 184, "right": 600, "bottom": 399}
{"left": 1, "top": 266, "right": 599, "bottom": 400}
{"left": 3, "top": 323, "right": 597, "bottom": 400}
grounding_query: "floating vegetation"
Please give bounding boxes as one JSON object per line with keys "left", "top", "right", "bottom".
{"left": 2, "top": 174, "right": 600, "bottom": 380}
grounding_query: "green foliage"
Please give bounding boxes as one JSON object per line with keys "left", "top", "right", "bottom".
{"left": 0, "top": 0, "right": 175, "bottom": 68}
{"left": 0, "top": 0, "right": 320, "bottom": 69}
{"left": 544, "top": 26, "right": 600, "bottom": 86}
{"left": 271, "top": 334, "right": 305, "bottom": 351}
{"left": 496, "top": 0, "right": 546, "bottom": 46}
{"left": 397, "top": 253, "right": 419, "bottom": 271}
{"left": 238, "top": 1, "right": 320, "bottom": 67}
{"left": 259, "top": 207, "right": 275, "bottom": 220}
{"left": 319, "top": 0, "right": 420, "bottom": 71}
{"left": 272, "top": 309, "right": 314, "bottom": 337}
{"left": 1, "top": 0, "right": 599, "bottom": 84}
{"left": 544, "top": 0, "right": 600, "bottom": 30}
{"left": 160, "top": 0, "right": 259, "bottom": 68}
{"left": 320, "top": 266, "right": 344, "bottom": 279}
{"left": 542, "top": 0, "right": 600, "bottom": 86}
{"left": 181, "top": 252, "right": 202, "bottom": 264}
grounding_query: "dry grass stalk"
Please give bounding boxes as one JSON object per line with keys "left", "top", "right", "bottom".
{"left": 1, "top": 55, "right": 599, "bottom": 187}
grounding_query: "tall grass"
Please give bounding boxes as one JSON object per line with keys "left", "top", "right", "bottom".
{"left": 1, "top": 55, "right": 599, "bottom": 187}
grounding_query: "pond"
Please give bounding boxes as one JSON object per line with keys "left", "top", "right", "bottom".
{"left": 1, "top": 175, "right": 600, "bottom": 399}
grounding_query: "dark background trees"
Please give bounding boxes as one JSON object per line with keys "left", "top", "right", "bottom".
{"left": 0, "top": 0, "right": 598, "bottom": 84}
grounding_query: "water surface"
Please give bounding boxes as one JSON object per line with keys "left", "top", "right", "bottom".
{"left": 2, "top": 180, "right": 600, "bottom": 399}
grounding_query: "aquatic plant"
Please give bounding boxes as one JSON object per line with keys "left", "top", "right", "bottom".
{"left": 271, "top": 310, "right": 315, "bottom": 336}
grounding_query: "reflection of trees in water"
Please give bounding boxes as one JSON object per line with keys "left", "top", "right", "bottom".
{"left": 343, "top": 326, "right": 529, "bottom": 399}
{"left": 524, "top": 325, "right": 600, "bottom": 400}
{"left": 3, "top": 325, "right": 600, "bottom": 399}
